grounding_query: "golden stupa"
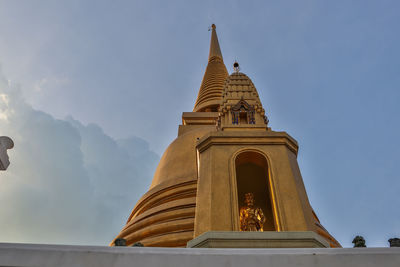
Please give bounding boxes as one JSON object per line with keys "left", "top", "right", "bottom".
{"left": 112, "top": 24, "right": 340, "bottom": 248}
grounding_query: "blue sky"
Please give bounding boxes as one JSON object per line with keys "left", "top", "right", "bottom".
{"left": 0, "top": 0, "right": 399, "bottom": 247}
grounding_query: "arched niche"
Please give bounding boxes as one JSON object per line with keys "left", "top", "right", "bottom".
{"left": 235, "top": 151, "right": 276, "bottom": 231}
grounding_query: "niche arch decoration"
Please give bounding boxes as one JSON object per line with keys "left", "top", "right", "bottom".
{"left": 231, "top": 98, "right": 256, "bottom": 125}
{"left": 230, "top": 149, "right": 279, "bottom": 231}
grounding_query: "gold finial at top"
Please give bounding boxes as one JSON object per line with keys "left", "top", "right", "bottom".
{"left": 208, "top": 24, "right": 223, "bottom": 61}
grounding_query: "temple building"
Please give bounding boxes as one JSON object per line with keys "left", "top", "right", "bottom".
{"left": 113, "top": 24, "right": 340, "bottom": 248}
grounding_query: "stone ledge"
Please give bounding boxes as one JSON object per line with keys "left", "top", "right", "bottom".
{"left": 196, "top": 131, "right": 299, "bottom": 154}
{"left": 187, "top": 231, "right": 329, "bottom": 248}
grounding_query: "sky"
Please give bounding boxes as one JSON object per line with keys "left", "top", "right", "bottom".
{"left": 0, "top": 0, "right": 399, "bottom": 247}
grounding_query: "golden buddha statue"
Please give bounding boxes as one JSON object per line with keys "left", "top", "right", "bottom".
{"left": 239, "top": 193, "right": 266, "bottom": 232}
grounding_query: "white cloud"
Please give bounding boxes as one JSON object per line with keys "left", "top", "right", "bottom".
{"left": 0, "top": 93, "right": 10, "bottom": 121}
{"left": 33, "top": 76, "right": 70, "bottom": 92}
{"left": 0, "top": 69, "right": 159, "bottom": 245}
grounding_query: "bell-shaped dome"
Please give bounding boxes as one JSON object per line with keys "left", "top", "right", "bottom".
{"left": 112, "top": 126, "right": 215, "bottom": 247}
{"left": 150, "top": 126, "right": 214, "bottom": 189}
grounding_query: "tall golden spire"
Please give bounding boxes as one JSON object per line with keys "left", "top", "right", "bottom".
{"left": 112, "top": 24, "right": 341, "bottom": 249}
{"left": 193, "top": 24, "right": 228, "bottom": 112}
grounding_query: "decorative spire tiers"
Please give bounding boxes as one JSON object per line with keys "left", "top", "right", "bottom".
{"left": 193, "top": 24, "right": 228, "bottom": 112}
{"left": 112, "top": 25, "right": 341, "bottom": 248}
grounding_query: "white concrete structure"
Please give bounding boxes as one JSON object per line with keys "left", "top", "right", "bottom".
{"left": 0, "top": 243, "right": 399, "bottom": 267}
{"left": 0, "top": 136, "right": 14, "bottom": 170}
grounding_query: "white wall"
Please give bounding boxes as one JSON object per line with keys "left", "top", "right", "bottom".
{"left": 0, "top": 243, "right": 399, "bottom": 267}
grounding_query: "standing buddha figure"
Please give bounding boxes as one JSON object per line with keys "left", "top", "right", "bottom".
{"left": 239, "top": 193, "right": 266, "bottom": 231}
